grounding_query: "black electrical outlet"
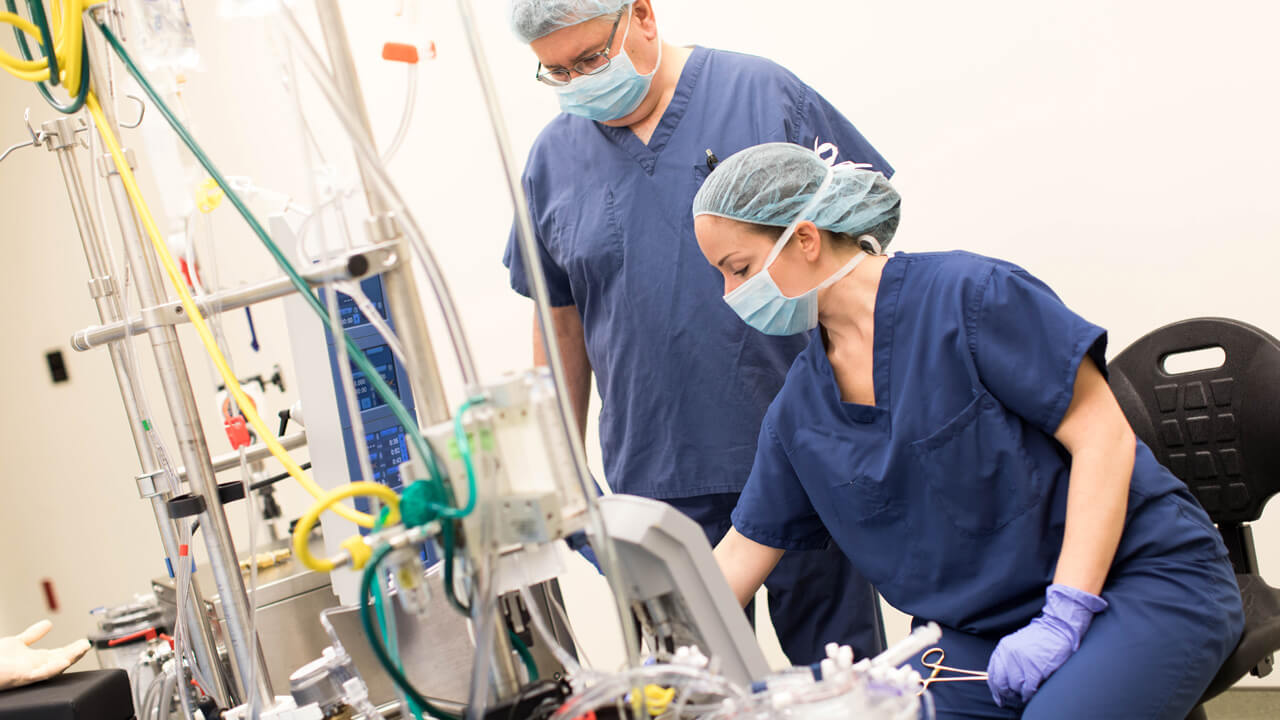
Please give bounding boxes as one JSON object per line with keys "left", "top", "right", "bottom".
{"left": 46, "top": 350, "right": 69, "bottom": 384}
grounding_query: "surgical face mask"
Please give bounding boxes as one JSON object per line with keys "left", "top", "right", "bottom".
{"left": 724, "top": 168, "right": 878, "bottom": 336}
{"left": 554, "top": 7, "right": 662, "bottom": 122}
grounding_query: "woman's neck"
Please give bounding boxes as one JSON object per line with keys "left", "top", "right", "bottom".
{"left": 819, "top": 254, "right": 888, "bottom": 352}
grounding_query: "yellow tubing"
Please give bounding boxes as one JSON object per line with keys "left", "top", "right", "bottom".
{"left": 293, "top": 482, "right": 402, "bottom": 572}
{"left": 0, "top": 1, "right": 84, "bottom": 85}
{"left": 0, "top": 12, "right": 52, "bottom": 81}
{"left": 85, "top": 92, "right": 379, "bottom": 528}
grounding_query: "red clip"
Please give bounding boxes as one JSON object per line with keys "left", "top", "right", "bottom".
{"left": 224, "top": 416, "right": 251, "bottom": 450}
{"left": 158, "top": 633, "right": 175, "bottom": 650}
{"left": 108, "top": 627, "right": 157, "bottom": 647}
{"left": 382, "top": 42, "right": 420, "bottom": 64}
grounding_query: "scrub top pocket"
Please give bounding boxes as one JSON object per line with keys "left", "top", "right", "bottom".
{"left": 554, "top": 186, "right": 625, "bottom": 282}
{"left": 909, "top": 390, "right": 1046, "bottom": 537}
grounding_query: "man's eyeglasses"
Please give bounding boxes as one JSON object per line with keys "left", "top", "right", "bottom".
{"left": 534, "top": 10, "right": 625, "bottom": 87}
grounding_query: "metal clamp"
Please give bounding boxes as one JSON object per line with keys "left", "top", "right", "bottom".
{"left": 97, "top": 148, "right": 138, "bottom": 176}
{"left": 136, "top": 470, "right": 167, "bottom": 499}
{"left": 86, "top": 275, "right": 117, "bottom": 299}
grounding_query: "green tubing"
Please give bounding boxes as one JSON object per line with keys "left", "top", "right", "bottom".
{"left": 92, "top": 21, "right": 456, "bottom": 500}
{"left": 7, "top": 0, "right": 90, "bottom": 113}
{"left": 23, "top": 0, "right": 56, "bottom": 85}
{"left": 361, "top": 544, "right": 461, "bottom": 720}
{"left": 447, "top": 396, "right": 484, "bottom": 519}
{"left": 372, "top": 509, "right": 423, "bottom": 720}
{"left": 508, "top": 629, "right": 539, "bottom": 683}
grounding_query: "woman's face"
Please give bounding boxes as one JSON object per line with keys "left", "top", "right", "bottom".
{"left": 694, "top": 215, "right": 824, "bottom": 297}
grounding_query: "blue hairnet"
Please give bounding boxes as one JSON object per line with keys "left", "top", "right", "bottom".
{"left": 510, "top": 0, "right": 631, "bottom": 44}
{"left": 692, "top": 142, "right": 901, "bottom": 248}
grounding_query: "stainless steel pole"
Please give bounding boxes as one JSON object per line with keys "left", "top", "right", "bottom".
{"left": 41, "top": 116, "right": 235, "bottom": 708}
{"left": 311, "top": 0, "right": 451, "bottom": 424}
{"left": 99, "top": 145, "right": 274, "bottom": 706}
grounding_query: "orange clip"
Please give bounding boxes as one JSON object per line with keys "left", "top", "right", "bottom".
{"left": 382, "top": 42, "right": 420, "bottom": 64}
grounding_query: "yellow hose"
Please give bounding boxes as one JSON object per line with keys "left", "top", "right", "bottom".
{"left": 0, "top": 1, "right": 84, "bottom": 86}
{"left": 0, "top": 11, "right": 52, "bottom": 81}
{"left": 86, "top": 93, "right": 379, "bottom": 529}
{"left": 293, "top": 482, "right": 402, "bottom": 572}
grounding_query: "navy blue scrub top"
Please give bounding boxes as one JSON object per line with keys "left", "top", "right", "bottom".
{"left": 732, "top": 251, "right": 1186, "bottom": 635}
{"left": 505, "top": 46, "right": 892, "bottom": 499}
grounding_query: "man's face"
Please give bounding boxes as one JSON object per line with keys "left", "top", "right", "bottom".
{"left": 529, "top": 13, "right": 623, "bottom": 86}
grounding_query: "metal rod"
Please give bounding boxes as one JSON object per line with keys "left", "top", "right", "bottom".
{"left": 71, "top": 246, "right": 397, "bottom": 351}
{"left": 452, "top": 0, "right": 643, "bottom": 667}
{"left": 100, "top": 142, "right": 274, "bottom": 706}
{"left": 311, "top": 0, "right": 452, "bottom": 424}
{"left": 172, "top": 430, "right": 308, "bottom": 478}
{"left": 42, "top": 116, "right": 235, "bottom": 708}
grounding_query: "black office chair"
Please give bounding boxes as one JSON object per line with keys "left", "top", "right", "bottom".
{"left": 1109, "top": 317, "right": 1280, "bottom": 719}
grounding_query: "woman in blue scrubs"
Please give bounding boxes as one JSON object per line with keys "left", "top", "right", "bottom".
{"left": 693, "top": 142, "right": 1244, "bottom": 719}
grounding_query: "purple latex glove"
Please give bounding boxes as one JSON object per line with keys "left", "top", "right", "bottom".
{"left": 986, "top": 584, "right": 1108, "bottom": 708}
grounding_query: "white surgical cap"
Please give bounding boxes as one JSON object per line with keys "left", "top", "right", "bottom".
{"left": 693, "top": 142, "right": 902, "bottom": 248}
{"left": 510, "top": 0, "right": 632, "bottom": 44}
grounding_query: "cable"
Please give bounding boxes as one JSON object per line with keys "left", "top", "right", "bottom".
{"left": 93, "top": 21, "right": 456, "bottom": 519}
{"left": 360, "top": 543, "right": 461, "bottom": 720}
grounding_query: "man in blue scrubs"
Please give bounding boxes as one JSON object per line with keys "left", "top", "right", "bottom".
{"left": 503, "top": 0, "right": 892, "bottom": 663}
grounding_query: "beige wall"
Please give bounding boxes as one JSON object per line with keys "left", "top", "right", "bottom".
{"left": 0, "top": 0, "right": 1276, "bottom": 688}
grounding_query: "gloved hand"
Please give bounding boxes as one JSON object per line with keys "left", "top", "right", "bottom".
{"left": 0, "top": 620, "right": 92, "bottom": 691}
{"left": 986, "top": 584, "right": 1108, "bottom": 708}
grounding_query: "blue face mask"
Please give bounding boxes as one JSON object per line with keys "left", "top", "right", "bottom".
{"left": 554, "top": 8, "right": 662, "bottom": 122}
{"left": 724, "top": 168, "right": 880, "bottom": 336}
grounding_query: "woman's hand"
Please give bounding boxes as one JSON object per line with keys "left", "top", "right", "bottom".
{"left": 986, "top": 584, "right": 1108, "bottom": 707}
{"left": 714, "top": 527, "right": 786, "bottom": 607}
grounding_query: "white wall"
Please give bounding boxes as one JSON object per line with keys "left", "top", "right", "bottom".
{"left": 1, "top": 0, "right": 1277, "bottom": 689}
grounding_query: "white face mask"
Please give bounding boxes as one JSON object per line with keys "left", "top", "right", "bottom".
{"left": 553, "top": 6, "right": 662, "bottom": 122}
{"left": 723, "top": 167, "right": 882, "bottom": 336}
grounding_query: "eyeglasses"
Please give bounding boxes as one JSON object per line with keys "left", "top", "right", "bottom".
{"left": 534, "top": 10, "right": 625, "bottom": 87}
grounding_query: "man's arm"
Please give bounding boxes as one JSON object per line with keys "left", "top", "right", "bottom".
{"left": 714, "top": 528, "right": 786, "bottom": 608}
{"left": 533, "top": 306, "right": 592, "bottom": 440}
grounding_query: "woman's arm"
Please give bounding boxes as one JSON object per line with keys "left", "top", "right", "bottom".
{"left": 714, "top": 528, "right": 786, "bottom": 608}
{"left": 1051, "top": 356, "right": 1136, "bottom": 594}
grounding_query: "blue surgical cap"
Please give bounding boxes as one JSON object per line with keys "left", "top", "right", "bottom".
{"left": 509, "top": 0, "right": 631, "bottom": 44}
{"left": 692, "top": 142, "right": 902, "bottom": 248}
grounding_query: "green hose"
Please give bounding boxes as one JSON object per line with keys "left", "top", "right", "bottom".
{"left": 361, "top": 544, "right": 461, "bottom": 720}
{"left": 508, "top": 629, "right": 539, "bottom": 683}
{"left": 92, "top": 21, "right": 459, "bottom": 510}
{"left": 6, "top": 0, "right": 90, "bottom": 113}
{"left": 372, "top": 509, "right": 423, "bottom": 720}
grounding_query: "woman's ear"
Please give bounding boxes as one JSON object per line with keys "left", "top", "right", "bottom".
{"left": 794, "top": 221, "right": 824, "bottom": 262}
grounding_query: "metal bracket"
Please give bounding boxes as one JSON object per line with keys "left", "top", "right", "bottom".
{"left": 136, "top": 470, "right": 166, "bottom": 499}
{"left": 97, "top": 148, "right": 138, "bottom": 176}
{"left": 87, "top": 275, "right": 117, "bottom": 299}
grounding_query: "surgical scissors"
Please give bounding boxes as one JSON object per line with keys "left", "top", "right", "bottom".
{"left": 915, "top": 648, "right": 989, "bottom": 696}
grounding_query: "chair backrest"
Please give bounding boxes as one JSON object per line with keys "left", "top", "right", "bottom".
{"left": 1109, "top": 317, "right": 1280, "bottom": 527}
